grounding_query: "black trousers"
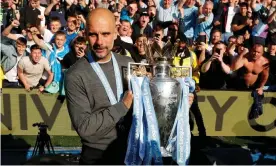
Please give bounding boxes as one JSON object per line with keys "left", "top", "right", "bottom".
{"left": 190, "top": 91, "right": 206, "bottom": 136}
{"left": 79, "top": 145, "right": 104, "bottom": 165}
{"left": 79, "top": 143, "right": 127, "bottom": 165}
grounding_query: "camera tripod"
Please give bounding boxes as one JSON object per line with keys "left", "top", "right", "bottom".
{"left": 32, "top": 123, "right": 55, "bottom": 157}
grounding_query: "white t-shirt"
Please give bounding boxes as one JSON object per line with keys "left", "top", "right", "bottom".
{"left": 38, "top": 6, "right": 46, "bottom": 27}
{"left": 43, "top": 29, "right": 54, "bottom": 43}
{"left": 4, "top": 55, "right": 23, "bottom": 82}
{"left": 225, "top": 6, "right": 239, "bottom": 33}
{"left": 120, "top": 36, "right": 133, "bottom": 44}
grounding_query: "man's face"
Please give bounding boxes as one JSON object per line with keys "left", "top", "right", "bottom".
{"left": 221, "top": 0, "right": 228, "bottom": 3}
{"left": 240, "top": 6, "right": 248, "bottom": 16}
{"left": 50, "top": 21, "right": 61, "bottom": 33}
{"left": 237, "top": 35, "right": 244, "bottom": 45}
{"left": 178, "top": 41, "right": 186, "bottom": 52}
{"left": 148, "top": 7, "right": 156, "bottom": 17}
{"left": 67, "top": 17, "right": 77, "bottom": 31}
{"left": 203, "top": 4, "right": 213, "bottom": 16}
{"left": 228, "top": 37, "right": 236, "bottom": 45}
{"left": 147, "top": 0, "right": 155, "bottom": 6}
{"left": 163, "top": 0, "right": 172, "bottom": 8}
{"left": 136, "top": 37, "right": 146, "bottom": 53}
{"left": 74, "top": 42, "right": 87, "bottom": 57}
{"left": 16, "top": 43, "right": 26, "bottom": 56}
{"left": 30, "top": 0, "right": 39, "bottom": 8}
{"left": 272, "top": 0, "right": 276, "bottom": 7}
{"left": 168, "top": 24, "right": 178, "bottom": 39}
{"left": 128, "top": 3, "right": 138, "bottom": 16}
{"left": 153, "top": 30, "right": 163, "bottom": 42}
{"left": 237, "top": 44, "right": 245, "bottom": 54}
{"left": 139, "top": 15, "right": 149, "bottom": 27}
{"left": 251, "top": 45, "right": 264, "bottom": 60}
{"left": 76, "top": 15, "right": 83, "bottom": 28}
{"left": 269, "top": 44, "right": 276, "bottom": 55}
{"left": 212, "top": 32, "right": 221, "bottom": 44}
{"left": 30, "top": 49, "right": 42, "bottom": 63}
{"left": 87, "top": 15, "right": 116, "bottom": 59}
{"left": 118, "top": 21, "right": 131, "bottom": 37}
{"left": 55, "top": 35, "right": 66, "bottom": 49}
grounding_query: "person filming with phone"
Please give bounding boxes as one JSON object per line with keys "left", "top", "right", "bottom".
{"left": 61, "top": 36, "right": 87, "bottom": 69}
{"left": 200, "top": 41, "right": 231, "bottom": 89}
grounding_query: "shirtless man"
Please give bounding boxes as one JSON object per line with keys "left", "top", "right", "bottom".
{"left": 231, "top": 44, "right": 269, "bottom": 95}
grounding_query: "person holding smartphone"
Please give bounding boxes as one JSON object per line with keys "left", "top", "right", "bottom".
{"left": 61, "top": 36, "right": 87, "bottom": 69}
{"left": 200, "top": 42, "right": 232, "bottom": 89}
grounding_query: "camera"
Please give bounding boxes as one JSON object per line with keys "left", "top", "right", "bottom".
{"left": 33, "top": 122, "right": 49, "bottom": 132}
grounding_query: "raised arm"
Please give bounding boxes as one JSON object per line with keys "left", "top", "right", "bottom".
{"left": 30, "top": 27, "right": 49, "bottom": 50}
{"left": 177, "top": 0, "right": 186, "bottom": 9}
{"left": 12, "top": 0, "right": 19, "bottom": 5}
{"left": 268, "top": 9, "right": 276, "bottom": 24}
{"left": 217, "top": 53, "right": 231, "bottom": 74}
{"left": 65, "top": 0, "right": 73, "bottom": 9}
{"left": 201, "top": 55, "right": 215, "bottom": 73}
{"left": 2, "top": 20, "right": 21, "bottom": 41}
{"left": 196, "top": 0, "right": 203, "bottom": 16}
{"left": 45, "top": 0, "right": 59, "bottom": 16}
{"left": 198, "top": 42, "right": 207, "bottom": 65}
{"left": 251, "top": 0, "right": 257, "bottom": 10}
{"left": 231, "top": 48, "right": 248, "bottom": 71}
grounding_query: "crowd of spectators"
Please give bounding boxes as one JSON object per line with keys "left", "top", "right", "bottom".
{"left": 1, "top": 0, "right": 276, "bottom": 93}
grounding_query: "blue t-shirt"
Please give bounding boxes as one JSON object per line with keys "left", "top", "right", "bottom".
{"left": 194, "top": 13, "right": 214, "bottom": 40}
{"left": 65, "top": 31, "right": 78, "bottom": 46}
{"left": 182, "top": 6, "right": 198, "bottom": 38}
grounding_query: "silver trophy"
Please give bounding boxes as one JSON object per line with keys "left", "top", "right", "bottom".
{"left": 128, "top": 38, "right": 192, "bottom": 155}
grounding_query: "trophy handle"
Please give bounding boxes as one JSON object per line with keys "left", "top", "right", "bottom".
{"left": 127, "top": 62, "right": 154, "bottom": 90}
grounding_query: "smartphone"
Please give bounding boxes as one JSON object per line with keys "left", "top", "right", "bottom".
{"left": 155, "top": 33, "right": 160, "bottom": 40}
{"left": 198, "top": 35, "right": 206, "bottom": 44}
{"left": 79, "top": 47, "right": 84, "bottom": 52}
{"left": 215, "top": 48, "right": 221, "bottom": 54}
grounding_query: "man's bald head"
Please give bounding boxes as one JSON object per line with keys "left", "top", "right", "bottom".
{"left": 86, "top": 8, "right": 118, "bottom": 62}
{"left": 87, "top": 8, "right": 116, "bottom": 30}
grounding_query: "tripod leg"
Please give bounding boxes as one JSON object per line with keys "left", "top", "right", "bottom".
{"left": 48, "top": 138, "right": 55, "bottom": 154}
{"left": 32, "top": 136, "right": 39, "bottom": 157}
{"left": 45, "top": 141, "right": 51, "bottom": 154}
{"left": 39, "top": 141, "right": 46, "bottom": 155}
{"left": 45, "top": 134, "right": 55, "bottom": 154}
